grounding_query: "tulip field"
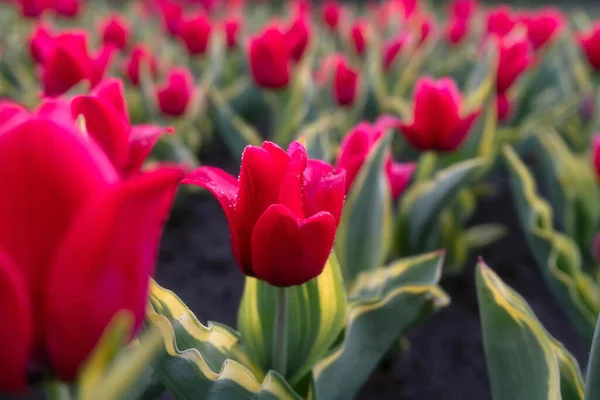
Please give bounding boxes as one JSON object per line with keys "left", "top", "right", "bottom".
{"left": 5, "top": 0, "right": 600, "bottom": 399}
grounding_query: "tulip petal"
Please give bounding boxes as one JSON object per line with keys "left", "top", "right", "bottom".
{"left": 92, "top": 79, "right": 129, "bottom": 122}
{"left": 44, "top": 167, "right": 184, "bottom": 381}
{"left": 279, "top": 142, "right": 307, "bottom": 218}
{"left": 42, "top": 46, "right": 89, "bottom": 97}
{"left": 0, "top": 248, "right": 33, "bottom": 393}
{"left": 0, "top": 101, "right": 28, "bottom": 129}
{"left": 0, "top": 119, "right": 117, "bottom": 310}
{"left": 251, "top": 204, "right": 336, "bottom": 287}
{"left": 124, "top": 125, "right": 172, "bottom": 175}
{"left": 304, "top": 160, "right": 346, "bottom": 223}
{"left": 439, "top": 110, "right": 480, "bottom": 151}
{"left": 386, "top": 161, "right": 416, "bottom": 200}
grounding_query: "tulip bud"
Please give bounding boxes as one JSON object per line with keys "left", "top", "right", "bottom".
{"left": 383, "top": 34, "right": 408, "bottom": 71}
{"left": 125, "top": 45, "right": 159, "bottom": 86}
{"left": 17, "top": 0, "right": 53, "bottom": 18}
{"left": 399, "top": 76, "right": 480, "bottom": 152}
{"left": 177, "top": 13, "right": 212, "bottom": 56}
{"left": 593, "top": 134, "right": 600, "bottom": 179}
{"left": 157, "top": 67, "right": 194, "bottom": 117}
{"left": 223, "top": 15, "right": 241, "bottom": 51}
{"left": 184, "top": 141, "right": 345, "bottom": 287}
{"left": 350, "top": 20, "right": 368, "bottom": 56}
{"left": 497, "top": 92, "right": 512, "bottom": 122}
{"left": 400, "top": 0, "right": 419, "bottom": 20}
{"left": 101, "top": 14, "right": 130, "bottom": 50}
{"left": 486, "top": 6, "right": 516, "bottom": 38}
{"left": 579, "top": 23, "right": 600, "bottom": 72}
{"left": 496, "top": 34, "right": 533, "bottom": 94}
{"left": 446, "top": 18, "right": 468, "bottom": 45}
{"left": 286, "top": 14, "right": 311, "bottom": 63}
{"left": 520, "top": 8, "right": 564, "bottom": 51}
{"left": 248, "top": 25, "right": 291, "bottom": 90}
{"left": 54, "top": 0, "right": 80, "bottom": 17}
{"left": 450, "top": 0, "right": 478, "bottom": 21}
{"left": 333, "top": 56, "right": 359, "bottom": 107}
{"left": 157, "top": 0, "right": 183, "bottom": 36}
{"left": 417, "top": 13, "right": 435, "bottom": 46}
{"left": 322, "top": 1, "right": 341, "bottom": 33}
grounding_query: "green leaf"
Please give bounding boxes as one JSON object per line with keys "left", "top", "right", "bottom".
{"left": 313, "top": 252, "right": 449, "bottom": 400}
{"left": 208, "top": 88, "right": 262, "bottom": 157}
{"left": 463, "top": 224, "right": 507, "bottom": 250}
{"left": 503, "top": 146, "right": 600, "bottom": 345}
{"left": 398, "top": 157, "right": 488, "bottom": 255}
{"left": 476, "top": 260, "right": 584, "bottom": 400}
{"left": 335, "top": 131, "right": 393, "bottom": 288}
{"left": 146, "top": 280, "right": 302, "bottom": 400}
{"left": 237, "top": 253, "right": 347, "bottom": 386}
{"left": 585, "top": 316, "right": 600, "bottom": 400}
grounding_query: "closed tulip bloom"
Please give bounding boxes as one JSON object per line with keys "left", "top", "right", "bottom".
{"left": 417, "top": 13, "right": 435, "bottom": 46}
{"left": 579, "top": 23, "right": 600, "bottom": 71}
{"left": 322, "top": 1, "right": 341, "bottom": 33}
{"left": 248, "top": 25, "right": 291, "bottom": 90}
{"left": 29, "top": 23, "right": 54, "bottom": 64}
{"left": 450, "top": 0, "right": 477, "bottom": 21}
{"left": 177, "top": 13, "right": 212, "bottom": 55}
{"left": 157, "top": 67, "right": 194, "bottom": 117}
{"left": 383, "top": 34, "right": 408, "bottom": 71}
{"left": 496, "top": 35, "right": 532, "bottom": 93}
{"left": 336, "top": 121, "right": 415, "bottom": 199}
{"left": 497, "top": 92, "right": 511, "bottom": 122}
{"left": 71, "top": 79, "right": 172, "bottom": 176}
{"left": 286, "top": 14, "right": 311, "bottom": 63}
{"left": 54, "top": 0, "right": 80, "bottom": 17}
{"left": 593, "top": 135, "right": 600, "bottom": 178}
{"left": 17, "top": 0, "right": 53, "bottom": 18}
{"left": 101, "top": 14, "right": 130, "bottom": 50}
{"left": 350, "top": 20, "right": 368, "bottom": 56}
{"left": 157, "top": 0, "right": 183, "bottom": 36}
{"left": 400, "top": 0, "right": 418, "bottom": 20}
{"left": 224, "top": 15, "right": 241, "bottom": 50}
{"left": 446, "top": 18, "right": 468, "bottom": 45}
{"left": 0, "top": 111, "right": 183, "bottom": 392}
{"left": 184, "top": 141, "right": 345, "bottom": 287}
{"left": 486, "top": 6, "right": 516, "bottom": 38}
{"left": 399, "top": 77, "right": 480, "bottom": 152}
{"left": 333, "top": 56, "right": 359, "bottom": 107}
{"left": 41, "top": 31, "right": 115, "bottom": 97}
{"left": 520, "top": 8, "right": 564, "bottom": 51}
{"left": 125, "top": 45, "right": 159, "bottom": 86}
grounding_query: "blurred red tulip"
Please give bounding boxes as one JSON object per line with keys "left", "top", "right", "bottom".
{"left": 399, "top": 0, "right": 419, "bottom": 20}
{"left": 54, "top": 0, "right": 79, "bottom": 17}
{"left": 16, "top": 0, "right": 54, "bottom": 18}
{"left": 286, "top": 14, "right": 311, "bottom": 63}
{"left": 579, "top": 23, "right": 600, "bottom": 71}
{"left": 248, "top": 24, "right": 291, "bottom": 90}
{"left": 450, "top": 0, "right": 477, "bottom": 21}
{"left": 486, "top": 6, "right": 516, "bottom": 38}
{"left": 157, "top": 67, "right": 194, "bottom": 117}
{"left": 71, "top": 79, "right": 172, "bottom": 176}
{"left": 350, "top": 20, "right": 368, "bottom": 56}
{"left": 496, "top": 92, "right": 511, "bottom": 122}
{"left": 399, "top": 76, "right": 480, "bottom": 152}
{"left": 496, "top": 34, "right": 533, "bottom": 93}
{"left": 333, "top": 56, "right": 359, "bottom": 107}
{"left": 101, "top": 14, "right": 130, "bottom": 50}
{"left": 125, "top": 45, "right": 159, "bottom": 86}
{"left": 322, "top": 1, "right": 341, "bottom": 33}
{"left": 446, "top": 18, "right": 468, "bottom": 45}
{"left": 336, "top": 120, "right": 415, "bottom": 199}
{"left": 417, "top": 13, "right": 435, "bottom": 46}
{"left": 593, "top": 134, "right": 600, "bottom": 178}
{"left": 314, "top": 52, "right": 343, "bottom": 86}
{"left": 383, "top": 33, "right": 408, "bottom": 71}
{"left": 41, "top": 31, "right": 115, "bottom": 97}
{"left": 184, "top": 141, "right": 345, "bottom": 287}
{"left": 177, "top": 13, "right": 212, "bottom": 55}
{"left": 29, "top": 23, "right": 54, "bottom": 64}
{"left": 520, "top": 8, "right": 564, "bottom": 51}
{"left": 223, "top": 15, "right": 241, "bottom": 50}
{"left": 157, "top": 0, "right": 184, "bottom": 36}
{"left": 0, "top": 105, "right": 183, "bottom": 392}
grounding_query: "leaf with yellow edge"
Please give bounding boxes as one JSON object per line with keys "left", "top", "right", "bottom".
{"left": 146, "top": 280, "right": 302, "bottom": 400}
{"left": 504, "top": 146, "right": 600, "bottom": 344}
{"left": 476, "top": 260, "right": 584, "bottom": 400}
{"left": 314, "top": 252, "right": 449, "bottom": 400}
{"left": 238, "top": 252, "right": 347, "bottom": 388}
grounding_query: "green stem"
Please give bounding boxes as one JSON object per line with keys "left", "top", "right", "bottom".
{"left": 272, "top": 286, "right": 289, "bottom": 377}
{"left": 415, "top": 151, "right": 438, "bottom": 182}
{"left": 44, "top": 380, "right": 71, "bottom": 400}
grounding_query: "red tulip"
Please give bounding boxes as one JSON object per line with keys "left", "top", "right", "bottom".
{"left": 399, "top": 0, "right": 419, "bottom": 20}
{"left": 125, "top": 45, "right": 159, "bottom": 86}
{"left": 399, "top": 77, "right": 480, "bottom": 152}
{"left": 417, "top": 13, "right": 435, "bottom": 46}
{"left": 322, "top": 1, "right": 341, "bottom": 33}
{"left": 486, "top": 6, "right": 516, "bottom": 38}
{"left": 450, "top": 0, "right": 477, "bottom": 21}
{"left": 29, "top": 23, "right": 54, "bottom": 64}
{"left": 101, "top": 14, "right": 130, "bottom": 50}
{"left": 333, "top": 56, "right": 359, "bottom": 107}
{"left": 71, "top": 79, "right": 172, "bottom": 176}
{"left": 54, "top": 0, "right": 79, "bottom": 17}
{"left": 286, "top": 14, "right": 311, "bottom": 63}
{"left": 314, "top": 52, "right": 343, "bottom": 87}
{"left": 579, "top": 23, "right": 600, "bottom": 71}
{"left": 593, "top": 134, "right": 600, "bottom": 178}
{"left": 336, "top": 120, "right": 415, "bottom": 199}
{"left": 497, "top": 92, "right": 511, "bottom": 122}
{"left": 0, "top": 109, "right": 183, "bottom": 392}
{"left": 184, "top": 141, "right": 345, "bottom": 287}
{"left": 383, "top": 34, "right": 408, "bottom": 71}
{"left": 350, "top": 20, "right": 368, "bottom": 56}
{"left": 520, "top": 8, "right": 564, "bottom": 51}
{"left": 446, "top": 18, "right": 468, "bottom": 45}
{"left": 41, "top": 31, "right": 115, "bottom": 97}
{"left": 16, "top": 0, "right": 53, "bottom": 18}
{"left": 496, "top": 35, "right": 533, "bottom": 93}
{"left": 177, "top": 13, "right": 212, "bottom": 55}
{"left": 248, "top": 25, "right": 291, "bottom": 90}
{"left": 223, "top": 15, "right": 241, "bottom": 50}
{"left": 157, "top": 67, "right": 194, "bottom": 117}
{"left": 157, "top": 0, "right": 184, "bottom": 36}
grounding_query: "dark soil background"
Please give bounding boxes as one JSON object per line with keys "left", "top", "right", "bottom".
{"left": 2, "top": 149, "right": 591, "bottom": 400}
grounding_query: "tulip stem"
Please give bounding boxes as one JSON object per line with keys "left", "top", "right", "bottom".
{"left": 272, "top": 286, "right": 289, "bottom": 378}
{"left": 44, "top": 380, "right": 72, "bottom": 400}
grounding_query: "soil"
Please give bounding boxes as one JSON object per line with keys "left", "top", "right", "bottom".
{"left": 3, "top": 148, "right": 590, "bottom": 400}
